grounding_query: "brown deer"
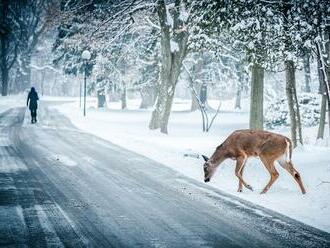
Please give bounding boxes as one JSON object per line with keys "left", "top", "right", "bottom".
{"left": 202, "top": 129, "right": 306, "bottom": 194}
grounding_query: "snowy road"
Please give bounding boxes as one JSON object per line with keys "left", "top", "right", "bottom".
{"left": 0, "top": 105, "right": 329, "bottom": 248}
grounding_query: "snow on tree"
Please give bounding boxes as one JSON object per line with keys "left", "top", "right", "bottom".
{"left": 265, "top": 93, "right": 321, "bottom": 129}
{"left": 1, "top": 0, "right": 56, "bottom": 95}
{"left": 148, "top": 0, "right": 190, "bottom": 134}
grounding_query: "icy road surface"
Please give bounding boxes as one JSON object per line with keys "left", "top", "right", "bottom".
{"left": 0, "top": 105, "right": 329, "bottom": 247}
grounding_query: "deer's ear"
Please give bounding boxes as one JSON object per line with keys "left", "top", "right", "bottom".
{"left": 202, "top": 155, "right": 209, "bottom": 162}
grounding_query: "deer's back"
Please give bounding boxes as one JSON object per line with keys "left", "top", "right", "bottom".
{"left": 223, "top": 129, "right": 289, "bottom": 158}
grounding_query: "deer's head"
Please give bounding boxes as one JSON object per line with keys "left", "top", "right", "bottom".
{"left": 202, "top": 155, "right": 215, "bottom": 183}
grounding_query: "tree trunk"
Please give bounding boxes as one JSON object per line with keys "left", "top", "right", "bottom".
{"left": 0, "top": 36, "right": 9, "bottom": 96}
{"left": 108, "top": 92, "right": 120, "bottom": 102}
{"left": 326, "top": 70, "right": 330, "bottom": 140}
{"left": 190, "top": 57, "right": 204, "bottom": 111}
{"left": 150, "top": 60, "right": 183, "bottom": 133}
{"left": 325, "top": 28, "right": 330, "bottom": 140}
{"left": 317, "top": 55, "right": 327, "bottom": 140}
{"left": 139, "top": 86, "right": 156, "bottom": 109}
{"left": 249, "top": 63, "right": 264, "bottom": 130}
{"left": 317, "top": 94, "right": 327, "bottom": 139}
{"left": 97, "top": 90, "right": 106, "bottom": 108}
{"left": 149, "top": 76, "right": 168, "bottom": 130}
{"left": 285, "top": 60, "right": 303, "bottom": 147}
{"left": 191, "top": 82, "right": 201, "bottom": 111}
{"left": 316, "top": 26, "right": 330, "bottom": 141}
{"left": 160, "top": 88, "right": 175, "bottom": 134}
{"left": 0, "top": 0, "right": 9, "bottom": 96}
{"left": 235, "top": 86, "right": 242, "bottom": 109}
{"left": 1, "top": 65, "right": 9, "bottom": 96}
{"left": 235, "top": 70, "right": 245, "bottom": 109}
{"left": 121, "top": 82, "right": 127, "bottom": 109}
{"left": 41, "top": 70, "right": 45, "bottom": 96}
{"left": 303, "top": 54, "right": 311, "bottom": 93}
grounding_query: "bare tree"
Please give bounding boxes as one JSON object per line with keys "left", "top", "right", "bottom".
{"left": 183, "top": 63, "right": 221, "bottom": 132}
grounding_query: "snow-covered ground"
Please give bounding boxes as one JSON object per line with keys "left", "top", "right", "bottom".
{"left": 50, "top": 96, "right": 330, "bottom": 232}
{"left": 1, "top": 95, "right": 329, "bottom": 232}
{"left": 0, "top": 95, "right": 25, "bottom": 113}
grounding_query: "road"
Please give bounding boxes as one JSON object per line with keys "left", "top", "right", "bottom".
{"left": 0, "top": 104, "right": 329, "bottom": 248}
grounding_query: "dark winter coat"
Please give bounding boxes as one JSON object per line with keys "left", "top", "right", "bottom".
{"left": 27, "top": 90, "right": 39, "bottom": 110}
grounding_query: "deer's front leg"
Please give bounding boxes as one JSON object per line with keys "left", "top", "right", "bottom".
{"left": 235, "top": 156, "right": 252, "bottom": 192}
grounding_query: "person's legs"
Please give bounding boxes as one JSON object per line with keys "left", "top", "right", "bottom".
{"left": 30, "top": 109, "right": 34, "bottom": 123}
{"left": 34, "top": 109, "right": 37, "bottom": 122}
{"left": 31, "top": 109, "right": 37, "bottom": 123}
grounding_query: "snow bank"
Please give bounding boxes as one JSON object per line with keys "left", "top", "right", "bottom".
{"left": 0, "top": 95, "right": 25, "bottom": 113}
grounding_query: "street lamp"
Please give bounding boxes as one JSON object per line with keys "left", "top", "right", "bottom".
{"left": 81, "top": 50, "right": 91, "bottom": 116}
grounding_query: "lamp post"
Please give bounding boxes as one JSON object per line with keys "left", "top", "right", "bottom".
{"left": 81, "top": 50, "right": 91, "bottom": 116}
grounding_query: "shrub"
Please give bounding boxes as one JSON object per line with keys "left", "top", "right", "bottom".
{"left": 265, "top": 93, "right": 321, "bottom": 129}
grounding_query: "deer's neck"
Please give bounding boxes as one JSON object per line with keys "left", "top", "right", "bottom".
{"left": 210, "top": 149, "right": 227, "bottom": 167}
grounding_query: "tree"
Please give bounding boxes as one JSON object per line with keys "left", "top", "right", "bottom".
{"left": 54, "top": 0, "right": 161, "bottom": 110}
{"left": 183, "top": 63, "right": 221, "bottom": 132}
{"left": 281, "top": 1, "right": 304, "bottom": 147}
{"left": 317, "top": 63, "right": 327, "bottom": 140}
{"left": 10, "top": 0, "right": 55, "bottom": 92}
{"left": 303, "top": 54, "right": 311, "bottom": 92}
{"left": 297, "top": 0, "right": 330, "bottom": 140}
{"left": 189, "top": 0, "right": 286, "bottom": 130}
{"left": 133, "top": 27, "right": 159, "bottom": 109}
{"left": 149, "top": 0, "right": 189, "bottom": 133}
{"left": 314, "top": 10, "right": 330, "bottom": 139}
{"left": 0, "top": 0, "right": 18, "bottom": 96}
{"left": 285, "top": 60, "right": 302, "bottom": 147}
{"left": 234, "top": 63, "right": 248, "bottom": 109}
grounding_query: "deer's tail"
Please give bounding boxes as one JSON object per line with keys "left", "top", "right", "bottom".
{"left": 285, "top": 138, "right": 292, "bottom": 163}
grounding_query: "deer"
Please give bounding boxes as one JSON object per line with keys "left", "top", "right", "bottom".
{"left": 202, "top": 129, "right": 306, "bottom": 194}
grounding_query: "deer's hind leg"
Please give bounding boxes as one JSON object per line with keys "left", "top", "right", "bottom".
{"left": 237, "top": 161, "right": 247, "bottom": 192}
{"left": 259, "top": 155, "right": 279, "bottom": 194}
{"left": 277, "top": 158, "right": 306, "bottom": 194}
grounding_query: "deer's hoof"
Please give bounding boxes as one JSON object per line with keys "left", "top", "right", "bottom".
{"left": 237, "top": 189, "right": 242, "bottom": 193}
{"left": 246, "top": 185, "right": 253, "bottom": 191}
{"left": 260, "top": 189, "right": 267, "bottom": 194}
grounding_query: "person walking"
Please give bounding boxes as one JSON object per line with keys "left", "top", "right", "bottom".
{"left": 27, "top": 87, "right": 39, "bottom": 123}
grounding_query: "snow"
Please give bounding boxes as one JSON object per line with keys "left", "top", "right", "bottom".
{"left": 51, "top": 154, "right": 78, "bottom": 167}
{"left": 165, "top": 4, "right": 174, "bottom": 28}
{"left": 0, "top": 95, "right": 25, "bottom": 113}
{"left": 247, "top": 41, "right": 254, "bottom": 49}
{"left": 170, "top": 40, "right": 179, "bottom": 52}
{"left": 179, "top": 2, "right": 189, "bottom": 22}
{"left": 35, "top": 205, "right": 65, "bottom": 247}
{"left": 50, "top": 96, "right": 330, "bottom": 232}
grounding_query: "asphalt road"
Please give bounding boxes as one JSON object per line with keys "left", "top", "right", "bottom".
{"left": 0, "top": 104, "right": 329, "bottom": 248}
